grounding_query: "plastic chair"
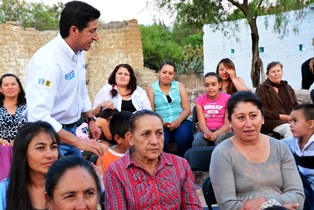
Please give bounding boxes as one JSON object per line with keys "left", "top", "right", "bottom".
{"left": 192, "top": 105, "right": 199, "bottom": 133}
{"left": 184, "top": 146, "right": 217, "bottom": 209}
{"left": 202, "top": 176, "right": 217, "bottom": 210}
{"left": 184, "top": 146, "right": 215, "bottom": 171}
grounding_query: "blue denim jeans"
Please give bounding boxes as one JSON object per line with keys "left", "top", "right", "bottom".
{"left": 163, "top": 120, "right": 193, "bottom": 157}
{"left": 192, "top": 131, "right": 215, "bottom": 147}
{"left": 58, "top": 124, "right": 82, "bottom": 157}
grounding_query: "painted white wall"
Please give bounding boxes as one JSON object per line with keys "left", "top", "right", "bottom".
{"left": 203, "top": 6, "right": 314, "bottom": 89}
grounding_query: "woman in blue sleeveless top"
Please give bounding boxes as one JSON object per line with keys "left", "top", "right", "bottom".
{"left": 146, "top": 61, "right": 193, "bottom": 157}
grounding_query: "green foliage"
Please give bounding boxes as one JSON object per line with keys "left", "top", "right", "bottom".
{"left": 140, "top": 24, "right": 184, "bottom": 70}
{"left": 184, "top": 34, "right": 203, "bottom": 47}
{"left": 140, "top": 23, "right": 204, "bottom": 74}
{"left": 176, "top": 44, "right": 204, "bottom": 74}
{"left": 0, "top": 0, "right": 63, "bottom": 30}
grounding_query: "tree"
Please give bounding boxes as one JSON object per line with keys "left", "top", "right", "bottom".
{"left": 152, "top": 0, "right": 313, "bottom": 87}
{"left": 140, "top": 24, "right": 184, "bottom": 70}
{"left": 0, "top": 0, "right": 63, "bottom": 30}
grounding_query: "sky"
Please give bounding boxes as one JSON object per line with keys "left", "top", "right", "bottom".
{"left": 27, "top": 0, "right": 174, "bottom": 25}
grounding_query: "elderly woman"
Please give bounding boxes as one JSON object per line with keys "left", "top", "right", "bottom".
{"left": 92, "top": 64, "right": 151, "bottom": 114}
{"left": 210, "top": 91, "right": 304, "bottom": 210}
{"left": 104, "top": 110, "right": 202, "bottom": 209}
{"left": 256, "top": 61, "right": 298, "bottom": 138}
{"left": 0, "top": 73, "right": 27, "bottom": 145}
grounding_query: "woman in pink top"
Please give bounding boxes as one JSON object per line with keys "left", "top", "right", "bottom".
{"left": 192, "top": 72, "right": 231, "bottom": 147}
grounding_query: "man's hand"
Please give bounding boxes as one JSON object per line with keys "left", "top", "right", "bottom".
{"left": 77, "top": 137, "right": 104, "bottom": 157}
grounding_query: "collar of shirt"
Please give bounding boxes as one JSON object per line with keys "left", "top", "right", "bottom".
{"left": 297, "top": 133, "right": 314, "bottom": 152}
{"left": 56, "top": 34, "right": 81, "bottom": 62}
{"left": 124, "top": 149, "right": 174, "bottom": 173}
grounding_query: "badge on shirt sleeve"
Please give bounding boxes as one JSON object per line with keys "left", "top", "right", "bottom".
{"left": 38, "top": 78, "right": 52, "bottom": 87}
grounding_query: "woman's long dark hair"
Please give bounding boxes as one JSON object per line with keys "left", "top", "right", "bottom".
{"left": 46, "top": 156, "right": 101, "bottom": 200}
{"left": 0, "top": 73, "right": 26, "bottom": 106}
{"left": 108, "top": 64, "right": 137, "bottom": 98}
{"left": 216, "top": 58, "right": 237, "bottom": 95}
{"left": 5, "top": 121, "right": 59, "bottom": 210}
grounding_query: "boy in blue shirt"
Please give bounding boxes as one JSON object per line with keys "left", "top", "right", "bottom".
{"left": 283, "top": 104, "right": 314, "bottom": 209}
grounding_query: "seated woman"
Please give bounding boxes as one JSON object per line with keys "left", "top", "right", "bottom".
{"left": 256, "top": 61, "right": 298, "bottom": 138}
{"left": 45, "top": 156, "right": 101, "bottom": 210}
{"left": 0, "top": 73, "right": 27, "bottom": 145}
{"left": 216, "top": 58, "right": 248, "bottom": 94}
{"left": 0, "top": 121, "right": 59, "bottom": 209}
{"left": 104, "top": 110, "right": 202, "bottom": 209}
{"left": 92, "top": 64, "right": 151, "bottom": 114}
{"left": 210, "top": 91, "right": 304, "bottom": 210}
{"left": 146, "top": 61, "right": 193, "bottom": 157}
{"left": 192, "top": 72, "right": 230, "bottom": 147}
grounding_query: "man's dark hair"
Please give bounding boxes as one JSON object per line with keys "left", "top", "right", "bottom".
{"left": 59, "top": 1, "right": 100, "bottom": 38}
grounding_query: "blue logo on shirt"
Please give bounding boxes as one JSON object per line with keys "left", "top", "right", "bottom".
{"left": 65, "top": 70, "right": 75, "bottom": 80}
{"left": 38, "top": 78, "right": 45, "bottom": 85}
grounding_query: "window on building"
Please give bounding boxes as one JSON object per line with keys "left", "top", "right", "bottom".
{"left": 299, "top": 44, "right": 304, "bottom": 51}
{"left": 259, "top": 47, "right": 264, "bottom": 53}
{"left": 231, "top": 49, "right": 235, "bottom": 54}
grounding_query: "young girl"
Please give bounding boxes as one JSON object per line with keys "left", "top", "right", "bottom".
{"left": 76, "top": 109, "right": 118, "bottom": 163}
{"left": 192, "top": 72, "right": 231, "bottom": 147}
{"left": 76, "top": 108, "right": 119, "bottom": 142}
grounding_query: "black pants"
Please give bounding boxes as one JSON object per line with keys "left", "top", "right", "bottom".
{"left": 301, "top": 58, "right": 314, "bottom": 89}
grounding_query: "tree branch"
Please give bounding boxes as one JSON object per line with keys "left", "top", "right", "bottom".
{"left": 257, "top": 0, "right": 263, "bottom": 9}
{"left": 228, "top": 0, "right": 249, "bottom": 17}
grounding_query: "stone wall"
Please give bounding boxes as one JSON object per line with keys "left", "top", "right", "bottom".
{"left": 0, "top": 19, "right": 144, "bottom": 102}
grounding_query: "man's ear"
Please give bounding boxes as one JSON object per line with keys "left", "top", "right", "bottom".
{"left": 69, "top": 26, "right": 78, "bottom": 37}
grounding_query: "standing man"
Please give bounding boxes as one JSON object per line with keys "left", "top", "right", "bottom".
{"left": 26, "top": 1, "right": 103, "bottom": 157}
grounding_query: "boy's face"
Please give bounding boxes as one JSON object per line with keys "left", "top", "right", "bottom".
{"left": 115, "top": 134, "right": 131, "bottom": 150}
{"left": 290, "top": 110, "right": 313, "bottom": 138}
